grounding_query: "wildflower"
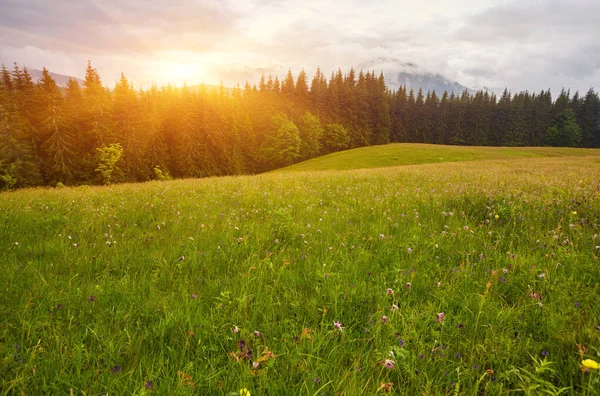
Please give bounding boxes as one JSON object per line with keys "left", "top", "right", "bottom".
{"left": 385, "top": 288, "right": 394, "bottom": 296}
{"left": 379, "top": 359, "right": 395, "bottom": 369}
{"left": 232, "top": 326, "right": 239, "bottom": 334}
{"left": 56, "top": 304, "right": 63, "bottom": 310}
{"left": 405, "top": 282, "right": 411, "bottom": 290}
{"left": 399, "top": 339, "right": 405, "bottom": 347}
{"left": 582, "top": 359, "right": 600, "bottom": 370}
{"left": 436, "top": 312, "right": 445, "bottom": 323}
{"left": 575, "top": 302, "right": 580, "bottom": 307}
{"left": 495, "top": 214, "right": 499, "bottom": 219}
{"left": 436, "top": 281, "right": 441, "bottom": 287}
{"left": 313, "top": 377, "right": 321, "bottom": 383}
{"left": 253, "top": 330, "right": 261, "bottom": 338}
{"left": 14, "top": 242, "right": 19, "bottom": 246}
{"left": 178, "top": 256, "right": 185, "bottom": 262}
{"left": 381, "top": 315, "right": 389, "bottom": 324}
{"left": 145, "top": 381, "right": 153, "bottom": 389}
{"left": 572, "top": 211, "right": 577, "bottom": 215}
{"left": 333, "top": 321, "right": 343, "bottom": 332}
{"left": 378, "top": 382, "right": 393, "bottom": 392}
{"left": 390, "top": 304, "right": 399, "bottom": 312}
{"left": 191, "top": 294, "right": 197, "bottom": 299}
{"left": 542, "top": 350, "right": 549, "bottom": 356}
{"left": 89, "top": 295, "right": 97, "bottom": 302}
{"left": 240, "top": 388, "right": 251, "bottom": 396}
{"left": 538, "top": 273, "right": 546, "bottom": 278}
{"left": 238, "top": 339, "right": 246, "bottom": 350}
{"left": 112, "top": 364, "right": 122, "bottom": 373}
{"left": 407, "top": 248, "right": 413, "bottom": 253}
{"left": 252, "top": 361, "right": 260, "bottom": 369}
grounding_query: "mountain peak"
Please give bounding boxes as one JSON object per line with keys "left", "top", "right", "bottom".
{"left": 357, "top": 57, "right": 471, "bottom": 94}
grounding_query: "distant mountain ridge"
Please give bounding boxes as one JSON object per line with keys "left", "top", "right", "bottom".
{"left": 26, "top": 68, "right": 84, "bottom": 87}
{"left": 358, "top": 57, "right": 472, "bottom": 94}
{"left": 18, "top": 60, "right": 472, "bottom": 94}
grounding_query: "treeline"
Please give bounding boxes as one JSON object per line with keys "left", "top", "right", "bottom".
{"left": 0, "top": 62, "right": 599, "bottom": 189}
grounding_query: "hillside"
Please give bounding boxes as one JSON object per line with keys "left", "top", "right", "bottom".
{"left": 277, "top": 143, "right": 600, "bottom": 172}
{"left": 2, "top": 156, "right": 600, "bottom": 394}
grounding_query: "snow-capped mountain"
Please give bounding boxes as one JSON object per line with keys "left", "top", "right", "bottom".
{"left": 358, "top": 57, "right": 471, "bottom": 94}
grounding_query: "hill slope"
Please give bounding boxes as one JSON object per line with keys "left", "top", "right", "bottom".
{"left": 277, "top": 144, "right": 600, "bottom": 172}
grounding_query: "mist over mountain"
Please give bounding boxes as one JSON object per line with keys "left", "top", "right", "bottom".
{"left": 358, "top": 57, "right": 472, "bottom": 94}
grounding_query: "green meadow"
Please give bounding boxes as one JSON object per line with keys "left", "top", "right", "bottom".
{"left": 2, "top": 145, "right": 600, "bottom": 395}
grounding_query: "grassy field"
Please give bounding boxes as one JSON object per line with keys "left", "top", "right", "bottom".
{"left": 278, "top": 143, "right": 600, "bottom": 172}
{"left": 2, "top": 148, "right": 600, "bottom": 394}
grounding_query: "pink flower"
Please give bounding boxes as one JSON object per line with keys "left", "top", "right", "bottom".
{"left": 405, "top": 282, "right": 411, "bottom": 290}
{"left": 381, "top": 315, "right": 389, "bottom": 324}
{"left": 253, "top": 330, "right": 261, "bottom": 338}
{"left": 390, "top": 304, "right": 399, "bottom": 312}
{"left": 435, "top": 312, "right": 445, "bottom": 323}
{"left": 232, "top": 326, "right": 239, "bottom": 334}
{"left": 379, "top": 359, "right": 395, "bottom": 369}
{"left": 334, "top": 321, "right": 343, "bottom": 331}
{"left": 385, "top": 288, "right": 395, "bottom": 296}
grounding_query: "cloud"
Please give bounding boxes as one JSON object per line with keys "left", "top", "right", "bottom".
{"left": 0, "top": 0, "right": 598, "bottom": 94}
{"left": 0, "top": 0, "right": 241, "bottom": 54}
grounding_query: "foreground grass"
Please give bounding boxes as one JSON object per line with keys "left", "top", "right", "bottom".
{"left": 1, "top": 156, "right": 600, "bottom": 395}
{"left": 278, "top": 143, "right": 600, "bottom": 172}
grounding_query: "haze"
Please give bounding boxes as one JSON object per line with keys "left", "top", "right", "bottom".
{"left": 1, "top": 0, "right": 599, "bottom": 93}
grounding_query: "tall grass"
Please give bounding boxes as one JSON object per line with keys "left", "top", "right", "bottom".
{"left": 1, "top": 156, "right": 600, "bottom": 395}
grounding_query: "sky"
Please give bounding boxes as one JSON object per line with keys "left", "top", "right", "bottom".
{"left": 0, "top": 0, "right": 599, "bottom": 94}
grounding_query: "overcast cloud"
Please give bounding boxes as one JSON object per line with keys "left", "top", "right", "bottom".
{"left": 0, "top": 0, "right": 598, "bottom": 94}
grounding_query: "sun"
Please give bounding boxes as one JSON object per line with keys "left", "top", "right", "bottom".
{"left": 155, "top": 60, "right": 203, "bottom": 86}
{"left": 164, "top": 62, "right": 195, "bottom": 82}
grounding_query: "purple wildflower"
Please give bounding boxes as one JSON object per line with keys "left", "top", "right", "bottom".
{"left": 112, "top": 365, "right": 122, "bottom": 373}
{"left": 239, "top": 339, "right": 246, "bottom": 350}
{"left": 89, "top": 295, "right": 97, "bottom": 302}
{"left": 380, "top": 359, "right": 395, "bottom": 369}
{"left": 145, "top": 381, "right": 153, "bottom": 389}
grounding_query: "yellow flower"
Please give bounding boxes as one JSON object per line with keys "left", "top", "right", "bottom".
{"left": 582, "top": 359, "right": 600, "bottom": 370}
{"left": 494, "top": 215, "right": 499, "bottom": 219}
{"left": 240, "top": 388, "right": 251, "bottom": 396}
{"left": 572, "top": 211, "right": 577, "bottom": 215}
